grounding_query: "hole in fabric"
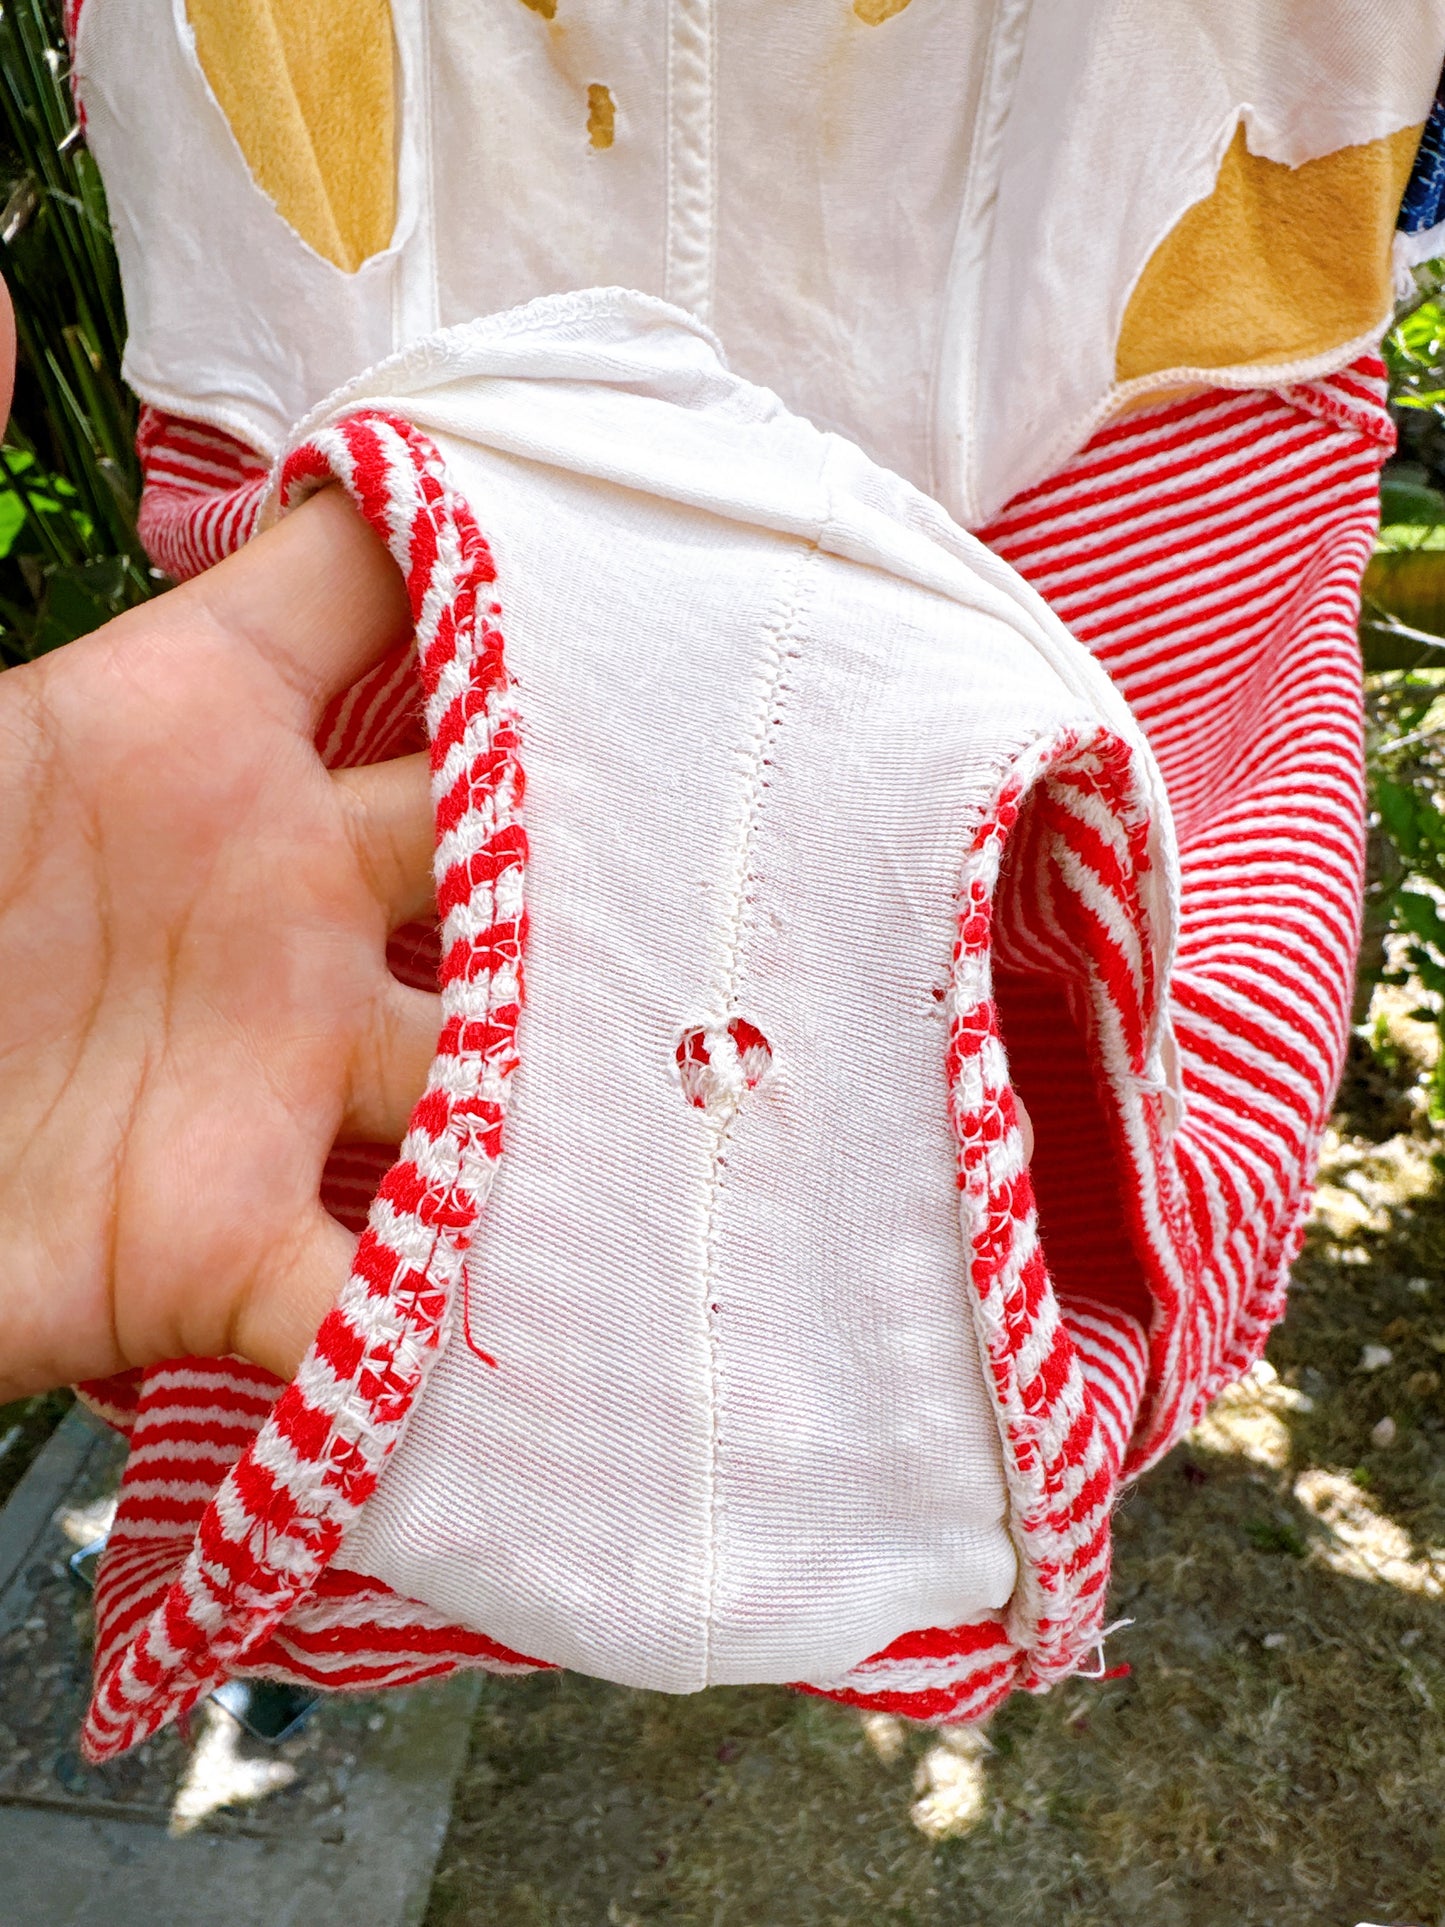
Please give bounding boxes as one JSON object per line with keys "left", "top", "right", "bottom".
{"left": 677, "top": 1019, "right": 773, "bottom": 1117}
{"left": 587, "top": 83, "right": 616, "bottom": 149}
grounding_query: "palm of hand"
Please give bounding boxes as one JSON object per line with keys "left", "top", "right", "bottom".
{"left": 0, "top": 491, "right": 431, "bottom": 1397}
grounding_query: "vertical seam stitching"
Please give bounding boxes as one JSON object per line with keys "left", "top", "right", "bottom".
{"left": 663, "top": 0, "right": 715, "bottom": 322}
{"left": 697, "top": 541, "right": 817, "bottom": 1682}
{"left": 927, "top": 0, "right": 1034, "bottom": 519}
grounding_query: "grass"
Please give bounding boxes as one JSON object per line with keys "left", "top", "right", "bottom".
{"left": 424, "top": 1006, "right": 1445, "bottom": 1927}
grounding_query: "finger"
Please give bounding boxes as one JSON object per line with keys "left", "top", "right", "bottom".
{"left": 1017, "top": 1096, "right": 1035, "bottom": 1165}
{"left": 334, "top": 751, "right": 436, "bottom": 927}
{"left": 184, "top": 485, "right": 412, "bottom": 720}
{"left": 341, "top": 979, "right": 443, "bottom": 1147}
{"left": 231, "top": 1204, "right": 356, "bottom": 1382}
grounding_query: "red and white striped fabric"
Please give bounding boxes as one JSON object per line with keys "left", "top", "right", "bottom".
{"left": 84, "top": 411, "right": 541, "bottom": 1757}
{"left": 982, "top": 361, "right": 1389, "bottom": 1454}
{"left": 134, "top": 407, "right": 269, "bottom": 580}
{"left": 77, "top": 357, "right": 1386, "bottom": 1757}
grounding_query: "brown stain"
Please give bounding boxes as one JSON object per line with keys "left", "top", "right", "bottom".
{"left": 1117, "top": 120, "right": 1423, "bottom": 384}
{"left": 186, "top": 0, "right": 396, "bottom": 272}
{"left": 518, "top": 0, "right": 556, "bottom": 17}
{"left": 587, "top": 82, "right": 615, "bottom": 150}
{"left": 853, "top": 0, "right": 911, "bottom": 22}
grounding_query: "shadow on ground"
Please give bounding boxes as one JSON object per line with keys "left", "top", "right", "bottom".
{"left": 424, "top": 1023, "right": 1445, "bottom": 1927}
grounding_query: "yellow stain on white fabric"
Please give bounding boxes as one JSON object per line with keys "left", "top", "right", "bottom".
{"left": 186, "top": 0, "right": 395, "bottom": 272}
{"left": 1117, "top": 121, "right": 1423, "bottom": 385}
{"left": 587, "top": 83, "right": 616, "bottom": 150}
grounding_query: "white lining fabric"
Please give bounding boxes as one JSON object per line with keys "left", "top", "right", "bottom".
{"left": 75, "top": 0, "right": 1445, "bottom": 528}
{"left": 277, "top": 289, "right": 1183, "bottom": 1045}
{"left": 294, "top": 291, "right": 1176, "bottom": 1691}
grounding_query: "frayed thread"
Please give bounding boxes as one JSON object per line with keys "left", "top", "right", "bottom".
{"left": 1075, "top": 1615, "right": 1135, "bottom": 1681}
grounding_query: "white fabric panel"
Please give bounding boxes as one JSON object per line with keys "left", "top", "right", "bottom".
{"left": 74, "top": 0, "right": 428, "bottom": 452}
{"left": 953, "top": 0, "right": 1445, "bottom": 519}
{"left": 344, "top": 460, "right": 795, "bottom": 1690}
{"left": 325, "top": 294, "right": 1166, "bottom": 1689}
{"left": 697, "top": 542, "right": 1047, "bottom": 1683}
{"left": 427, "top": 0, "right": 667, "bottom": 330}
{"left": 76, "top": 0, "right": 1445, "bottom": 525}
{"left": 707, "top": 0, "right": 997, "bottom": 500}
{"left": 293, "top": 291, "right": 1182, "bottom": 1051}
{"left": 337, "top": 461, "right": 1041, "bottom": 1692}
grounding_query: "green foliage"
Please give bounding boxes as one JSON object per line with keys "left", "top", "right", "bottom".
{"left": 1379, "top": 473, "right": 1445, "bottom": 528}
{"left": 0, "top": 0, "right": 154, "bottom": 667}
{"left": 0, "top": 444, "right": 85, "bottom": 555}
{"left": 1241, "top": 1518, "right": 1308, "bottom": 1559}
{"left": 1384, "top": 284, "right": 1445, "bottom": 413}
{"left": 1367, "top": 284, "right": 1445, "bottom": 1118}
{"left": 1366, "top": 295, "right": 1445, "bottom": 663}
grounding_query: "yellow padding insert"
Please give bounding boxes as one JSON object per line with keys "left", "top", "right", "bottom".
{"left": 187, "top": 0, "right": 395, "bottom": 273}
{"left": 1117, "top": 122, "right": 1422, "bottom": 384}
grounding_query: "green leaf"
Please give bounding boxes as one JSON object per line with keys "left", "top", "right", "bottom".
{"left": 0, "top": 442, "right": 93, "bottom": 561}
{"left": 1375, "top": 776, "right": 1421, "bottom": 857}
{"left": 28, "top": 554, "right": 130, "bottom": 652}
{"left": 1392, "top": 298, "right": 1445, "bottom": 360}
{"left": 1405, "top": 945, "right": 1445, "bottom": 999}
{"left": 1416, "top": 798, "right": 1445, "bottom": 854}
{"left": 0, "top": 490, "right": 26, "bottom": 559}
{"left": 1397, "top": 889, "right": 1445, "bottom": 950}
{"left": 1380, "top": 478, "right": 1445, "bottom": 527}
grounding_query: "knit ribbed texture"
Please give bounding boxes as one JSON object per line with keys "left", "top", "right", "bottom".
{"left": 78, "top": 357, "right": 1386, "bottom": 1754}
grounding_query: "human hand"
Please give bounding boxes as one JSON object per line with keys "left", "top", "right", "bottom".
{"left": 0, "top": 485, "right": 430, "bottom": 1399}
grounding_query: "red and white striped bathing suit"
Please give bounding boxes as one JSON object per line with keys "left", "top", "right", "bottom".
{"left": 58, "top": 0, "right": 1429, "bottom": 1754}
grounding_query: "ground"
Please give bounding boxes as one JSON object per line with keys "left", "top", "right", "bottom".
{"left": 423, "top": 1008, "right": 1445, "bottom": 1927}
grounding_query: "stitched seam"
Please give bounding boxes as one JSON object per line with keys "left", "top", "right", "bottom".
{"left": 664, "top": 0, "right": 677, "bottom": 303}
{"left": 928, "top": 0, "right": 1035, "bottom": 517}
{"left": 81, "top": 410, "right": 528, "bottom": 1758}
{"left": 663, "top": 0, "right": 715, "bottom": 322}
{"left": 393, "top": 0, "right": 440, "bottom": 348}
{"left": 697, "top": 542, "right": 816, "bottom": 1682}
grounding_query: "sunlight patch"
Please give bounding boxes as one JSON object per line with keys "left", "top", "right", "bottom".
{"left": 860, "top": 1711, "right": 906, "bottom": 1764}
{"left": 169, "top": 1700, "right": 298, "bottom": 1835}
{"left": 1190, "top": 1359, "right": 1312, "bottom": 1470}
{"left": 1311, "top": 1125, "right": 1438, "bottom": 1239}
{"left": 910, "top": 1727, "right": 991, "bottom": 1840}
{"left": 57, "top": 1494, "right": 117, "bottom": 1548}
{"left": 1293, "top": 1469, "right": 1444, "bottom": 1598}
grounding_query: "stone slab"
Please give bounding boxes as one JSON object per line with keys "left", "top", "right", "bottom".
{"left": 0, "top": 1409, "right": 478, "bottom": 1926}
{"left": 0, "top": 1406, "right": 112, "bottom": 1627}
